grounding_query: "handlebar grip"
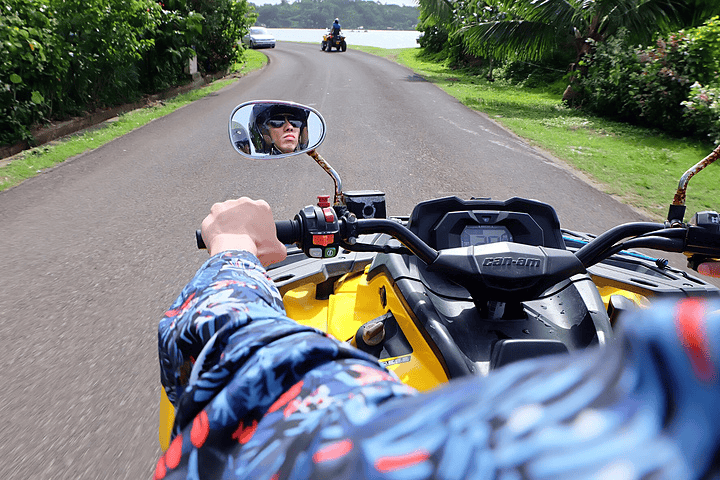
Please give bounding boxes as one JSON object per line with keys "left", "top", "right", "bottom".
{"left": 196, "top": 220, "right": 301, "bottom": 250}
{"left": 276, "top": 219, "right": 301, "bottom": 245}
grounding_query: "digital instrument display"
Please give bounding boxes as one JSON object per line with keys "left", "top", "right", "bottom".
{"left": 460, "top": 225, "right": 513, "bottom": 247}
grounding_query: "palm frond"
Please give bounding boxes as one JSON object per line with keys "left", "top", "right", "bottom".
{"left": 676, "top": 0, "right": 720, "bottom": 28}
{"left": 460, "top": 20, "right": 562, "bottom": 62}
{"left": 516, "top": 0, "right": 577, "bottom": 25}
{"left": 595, "top": 0, "right": 683, "bottom": 41}
{"left": 417, "top": 0, "right": 454, "bottom": 23}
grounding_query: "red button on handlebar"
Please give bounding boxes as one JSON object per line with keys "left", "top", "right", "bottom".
{"left": 322, "top": 207, "right": 335, "bottom": 223}
{"left": 313, "top": 234, "right": 334, "bottom": 246}
{"left": 317, "top": 195, "right": 331, "bottom": 208}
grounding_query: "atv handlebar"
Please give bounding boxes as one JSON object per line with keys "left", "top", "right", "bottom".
{"left": 195, "top": 219, "right": 301, "bottom": 250}
{"left": 197, "top": 216, "right": 437, "bottom": 263}
{"left": 275, "top": 219, "right": 302, "bottom": 245}
{"left": 197, "top": 209, "right": 720, "bottom": 274}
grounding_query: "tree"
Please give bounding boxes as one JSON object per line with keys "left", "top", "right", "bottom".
{"left": 252, "top": 0, "right": 419, "bottom": 30}
{"left": 184, "top": 0, "right": 256, "bottom": 73}
{"left": 455, "top": 0, "right": 684, "bottom": 68}
{"left": 417, "top": 0, "right": 505, "bottom": 67}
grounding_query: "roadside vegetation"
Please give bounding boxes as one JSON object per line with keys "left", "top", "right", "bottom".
{"left": 2, "top": 0, "right": 256, "bottom": 148}
{"left": 0, "top": 49, "right": 267, "bottom": 192}
{"left": 416, "top": 0, "right": 720, "bottom": 144}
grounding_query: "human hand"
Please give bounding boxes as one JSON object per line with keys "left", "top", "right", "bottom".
{"left": 698, "top": 261, "right": 720, "bottom": 278}
{"left": 200, "top": 197, "right": 287, "bottom": 266}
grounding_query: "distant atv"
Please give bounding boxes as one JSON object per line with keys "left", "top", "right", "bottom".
{"left": 321, "top": 31, "right": 347, "bottom": 52}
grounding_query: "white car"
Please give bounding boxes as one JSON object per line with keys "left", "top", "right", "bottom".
{"left": 243, "top": 27, "right": 276, "bottom": 49}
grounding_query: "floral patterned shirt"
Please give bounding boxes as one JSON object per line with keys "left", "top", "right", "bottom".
{"left": 155, "top": 251, "right": 720, "bottom": 479}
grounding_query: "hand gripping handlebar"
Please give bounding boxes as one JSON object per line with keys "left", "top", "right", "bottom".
{"left": 195, "top": 220, "right": 301, "bottom": 250}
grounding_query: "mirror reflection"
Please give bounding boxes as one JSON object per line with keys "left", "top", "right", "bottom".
{"left": 228, "top": 101, "right": 326, "bottom": 158}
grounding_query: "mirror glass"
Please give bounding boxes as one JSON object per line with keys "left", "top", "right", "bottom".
{"left": 228, "top": 101, "right": 326, "bottom": 159}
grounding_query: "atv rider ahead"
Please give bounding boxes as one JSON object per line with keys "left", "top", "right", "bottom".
{"left": 331, "top": 18, "right": 341, "bottom": 41}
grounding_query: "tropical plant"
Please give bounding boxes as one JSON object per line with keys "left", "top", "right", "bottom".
{"left": 1, "top": 0, "right": 66, "bottom": 144}
{"left": 415, "top": 0, "right": 499, "bottom": 67}
{"left": 574, "top": 16, "right": 720, "bottom": 140}
{"left": 416, "top": 10, "right": 449, "bottom": 54}
{"left": 683, "top": 82, "right": 720, "bottom": 144}
{"left": 183, "top": 0, "right": 255, "bottom": 73}
{"left": 1, "top": 0, "right": 255, "bottom": 148}
{"left": 682, "top": 14, "right": 720, "bottom": 85}
{"left": 674, "top": 0, "right": 720, "bottom": 28}
{"left": 52, "top": 0, "right": 163, "bottom": 110}
{"left": 138, "top": 6, "right": 204, "bottom": 92}
{"left": 455, "top": 0, "right": 683, "bottom": 68}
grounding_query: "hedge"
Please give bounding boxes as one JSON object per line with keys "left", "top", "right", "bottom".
{"left": 1, "top": 0, "right": 255, "bottom": 146}
{"left": 574, "top": 17, "right": 720, "bottom": 144}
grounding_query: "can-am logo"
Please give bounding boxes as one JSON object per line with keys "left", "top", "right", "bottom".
{"left": 482, "top": 257, "right": 541, "bottom": 268}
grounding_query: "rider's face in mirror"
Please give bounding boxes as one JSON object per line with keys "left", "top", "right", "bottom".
{"left": 265, "top": 115, "right": 301, "bottom": 154}
{"left": 228, "top": 101, "right": 326, "bottom": 158}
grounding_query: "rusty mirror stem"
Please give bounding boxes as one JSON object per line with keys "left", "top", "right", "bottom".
{"left": 306, "top": 149, "right": 344, "bottom": 207}
{"left": 667, "top": 144, "right": 720, "bottom": 225}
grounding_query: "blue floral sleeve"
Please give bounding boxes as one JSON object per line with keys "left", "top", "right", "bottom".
{"left": 155, "top": 251, "right": 720, "bottom": 480}
{"left": 156, "top": 251, "right": 415, "bottom": 479}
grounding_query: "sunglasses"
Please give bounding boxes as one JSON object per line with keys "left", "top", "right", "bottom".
{"left": 266, "top": 115, "right": 303, "bottom": 129}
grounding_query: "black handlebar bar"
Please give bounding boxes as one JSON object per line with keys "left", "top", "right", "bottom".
{"left": 196, "top": 212, "right": 719, "bottom": 272}
{"left": 275, "top": 219, "right": 302, "bottom": 245}
{"left": 196, "top": 229, "right": 206, "bottom": 249}
{"left": 195, "top": 220, "right": 302, "bottom": 251}
{"left": 352, "top": 218, "right": 439, "bottom": 264}
{"left": 574, "top": 222, "right": 664, "bottom": 266}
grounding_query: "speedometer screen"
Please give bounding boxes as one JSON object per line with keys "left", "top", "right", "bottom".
{"left": 460, "top": 225, "right": 513, "bottom": 246}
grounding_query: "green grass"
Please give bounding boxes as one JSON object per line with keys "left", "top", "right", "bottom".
{"left": 0, "top": 49, "right": 268, "bottom": 192}
{"left": 350, "top": 45, "right": 408, "bottom": 62}
{"left": 394, "top": 48, "right": 719, "bottom": 221}
{"left": 231, "top": 48, "right": 267, "bottom": 75}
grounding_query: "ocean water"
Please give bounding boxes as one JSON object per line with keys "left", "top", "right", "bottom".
{"left": 268, "top": 28, "right": 421, "bottom": 49}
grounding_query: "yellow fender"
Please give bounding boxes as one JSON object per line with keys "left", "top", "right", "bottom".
{"left": 159, "top": 388, "right": 175, "bottom": 452}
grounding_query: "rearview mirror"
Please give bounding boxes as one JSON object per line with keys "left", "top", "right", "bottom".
{"left": 228, "top": 100, "right": 326, "bottom": 159}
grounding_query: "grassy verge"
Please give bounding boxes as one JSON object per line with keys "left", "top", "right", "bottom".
{"left": 0, "top": 49, "right": 268, "bottom": 192}
{"left": 378, "top": 47, "right": 717, "bottom": 221}
{"left": 349, "top": 45, "right": 408, "bottom": 63}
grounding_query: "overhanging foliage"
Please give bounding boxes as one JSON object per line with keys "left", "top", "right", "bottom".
{"left": 1, "top": 0, "right": 256, "bottom": 146}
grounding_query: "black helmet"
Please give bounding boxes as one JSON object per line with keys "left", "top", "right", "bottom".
{"left": 249, "top": 104, "right": 310, "bottom": 154}
{"left": 230, "top": 121, "right": 250, "bottom": 154}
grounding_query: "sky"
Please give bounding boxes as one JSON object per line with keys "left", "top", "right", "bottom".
{"left": 250, "top": 0, "right": 419, "bottom": 6}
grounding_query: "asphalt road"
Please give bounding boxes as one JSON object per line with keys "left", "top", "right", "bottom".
{"left": 0, "top": 41, "right": 706, "bottom": 479}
